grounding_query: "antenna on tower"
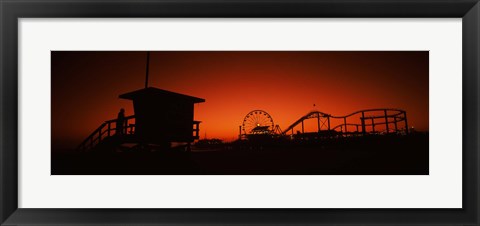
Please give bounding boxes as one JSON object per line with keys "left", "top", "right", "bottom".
{"left": 145, "top": 51, "right": 150, "bottom": 88}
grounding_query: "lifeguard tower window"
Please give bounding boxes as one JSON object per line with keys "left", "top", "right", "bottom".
{"left": 119, "top": 87, "right": 205, "bottom": 144}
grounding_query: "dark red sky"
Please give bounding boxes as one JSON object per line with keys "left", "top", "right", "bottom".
{"left": 52, "top": 51, "right": 428, "bottom": 149}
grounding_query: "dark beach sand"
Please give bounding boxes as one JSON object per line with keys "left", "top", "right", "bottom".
{"left": 52, "top": 134, "right": 428, "bottom": 175}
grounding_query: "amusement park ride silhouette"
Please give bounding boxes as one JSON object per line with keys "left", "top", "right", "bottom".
{"left": 77, "top": 52, "right": 409, "bottom": 152}
{"left": 239, "top": 109, "right": 409, "bottom": 140}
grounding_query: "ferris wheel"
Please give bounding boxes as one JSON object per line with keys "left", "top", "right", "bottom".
{"left": 242, "top": 110, "right": 275, "bottom": 135}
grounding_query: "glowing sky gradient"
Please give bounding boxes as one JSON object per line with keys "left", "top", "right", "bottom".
{"left": 52, "top": 51, "right": 428, "bottom": 149}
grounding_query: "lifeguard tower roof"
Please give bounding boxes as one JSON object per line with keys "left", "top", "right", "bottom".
{"left": 119, "top": 87, "right": 205, "bottom": 103}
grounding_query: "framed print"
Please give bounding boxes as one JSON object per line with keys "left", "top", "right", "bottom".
{"left": 51, "top": 50, "right": 429, "bottom": 176}
{"left": 1, "top": 0, "right": 479, "bottom": 225}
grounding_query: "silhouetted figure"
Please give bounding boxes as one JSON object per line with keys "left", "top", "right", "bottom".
{"left": 116, "top": 108, "right": 125, "bottom": 136}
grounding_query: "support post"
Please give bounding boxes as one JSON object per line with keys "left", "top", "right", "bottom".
{"left": 317, "top": 114, "right": 321, "bottom": 132}
{"left": 196, "top": 123, "right": 200, "bottom": 139}
{"left": 371, "top": 118, "right": 375, "bottom": 133}
{"left": 107, "top": 122, "right": 111, "bottom": 137}
{"left": 301, "top": 120, "right": 304, "bottom": 133}
{"left": 394, "top": 117, "right": 398, "bottom": 132}
{"left": 361, "top": 112, "right": 366, "bottom": 135}
{"left": 327, "top": 116, "right": 331, "bottom": 130}
{"left": 343, "top": 117, "right": 347, "bottom": 133}
{"left": 384, "top": 109, "right": 389, "bottom": 134}
{"left": 404, "top": 112, "right": 409, "bottom": 134}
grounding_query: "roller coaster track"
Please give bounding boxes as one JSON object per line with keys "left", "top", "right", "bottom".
{"left": 281, "top": 108, "right": 408, "bottom": 136}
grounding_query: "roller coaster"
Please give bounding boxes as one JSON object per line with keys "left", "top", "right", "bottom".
{"left": 239, "top": 108, "right": 409, "bottom": 140}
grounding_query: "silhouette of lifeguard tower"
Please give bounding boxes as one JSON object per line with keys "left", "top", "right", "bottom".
{"left": 119, "top": 87, "right": 204, "bottom": 145}
{"left": 77, "top": 52, "right": 205, "bottom": 151}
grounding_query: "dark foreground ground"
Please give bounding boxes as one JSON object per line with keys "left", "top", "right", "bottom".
{"left": 52, "top": 134, "right": 428, "bottom": 175}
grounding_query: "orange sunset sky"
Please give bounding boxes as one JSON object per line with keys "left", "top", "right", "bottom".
{"left": 52, "top": 51, "right": 428, "bottom": 150}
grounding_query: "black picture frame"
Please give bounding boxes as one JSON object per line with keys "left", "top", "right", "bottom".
{"left": 1, "top": 0, "right": 479, "bottom": 225}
